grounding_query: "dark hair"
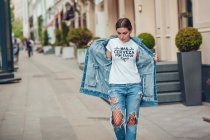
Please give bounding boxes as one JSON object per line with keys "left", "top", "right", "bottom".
{"left": 115, "top": 18, "right": 132, "bottom": 31}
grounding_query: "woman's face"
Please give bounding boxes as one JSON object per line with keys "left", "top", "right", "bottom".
{"left": 116, "top": 27, "right": 132, "bottom": 42}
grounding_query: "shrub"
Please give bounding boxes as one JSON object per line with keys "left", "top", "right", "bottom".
{"left": 93, "top": 37, "right": 101, "bottom": 40}
{"left": 43, "top": 30, "right": 50, "bottom": 46}
{"left": 137, "top": 33, "right": 155, "bottom": 49}
{"left": 175, "top": 27, "right": 202, "bottom": 52}
{"left": 37, "top": 16, "right": 43, "bottom": 43}
{"left": 61, "top": 21, "right": 69, "bottom": 46}
{"left": 67, "top": 27, "right": 92, "bottom": 48}
{"left": 54, "top": 29, "right": 63, "bottom": 46}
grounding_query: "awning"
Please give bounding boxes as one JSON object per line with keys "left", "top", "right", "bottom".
{"left": 46, "top": 11, "right": 62, "bottom": 29}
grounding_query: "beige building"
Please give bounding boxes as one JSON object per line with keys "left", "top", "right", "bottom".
{"left": 93, "top": 0, "right": 210, "bottom": 64}
{"left": 22, "top": 0, "right": 210, "bottom": 65}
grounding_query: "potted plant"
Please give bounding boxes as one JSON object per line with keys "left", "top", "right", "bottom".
{"left": 67, "top": 27, "right": 92, "bottom": 64}
{"left": 54, "top": 29, "right": 63, "bottom": 56}
{"left": 137, "top": 33, "right": 155, "bottom": 53}
{"left": 42, "top": 29, "right": 52, "bottom": 53}
{"left": 61, "top": 21, "right": 74, "bottom": 59}
{"left": 175, "top": 27, "right": 203, "bottom": 106}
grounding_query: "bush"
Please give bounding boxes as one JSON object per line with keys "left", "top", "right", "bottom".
{"left": 61, "top": 21, "right": 69, "bottom": 46}
{"left": 175, "top": 27, "right": 202, "bottom": 52}
{"left": 54, "top": 29, "right": 63, "bottom": 46}
{"left": 137, "top": 33, "right": 155, "bottom": 49}
{"left": 43, "top": 30, "right": 50, "bottom": 46}
{"left": 67, "top": 27, "right": 92, "bottom": 48}
{"left": 38, "top": 16, "right": 43, "bottom": 43}
{"left": 93, "top": 37, "right": 101, "bottom": 40}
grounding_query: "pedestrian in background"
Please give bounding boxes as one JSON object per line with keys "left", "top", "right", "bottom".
{"left": 26, "top": 38, "right": 32, "bottom": 57}
{"left": 82, "top": 18, "right": 159, "bottom": 140}
{"left": 30, "top": 38, "right": 34, "bottom": 56}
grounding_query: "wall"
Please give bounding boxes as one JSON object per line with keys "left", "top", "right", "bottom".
{"left": 193, "top": 0, "right": 210, "bottom": 64}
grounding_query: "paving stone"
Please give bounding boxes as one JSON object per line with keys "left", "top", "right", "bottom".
{"left": 40, "top": 116, "right": 78, "bottom": 140}
{"left": 0, "top": 135, "right": 23, "bottom": 140}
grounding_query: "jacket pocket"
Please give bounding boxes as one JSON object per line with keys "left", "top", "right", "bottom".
{"left": 141, "top": 73, "right": 154, "bottom": 97}
{"left": 85, "top": 63, "right": 99, "bottom": 87}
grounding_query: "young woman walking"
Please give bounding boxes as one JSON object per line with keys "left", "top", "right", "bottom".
{"left": 80, "top": 18, "right": 158, "bottom": 140}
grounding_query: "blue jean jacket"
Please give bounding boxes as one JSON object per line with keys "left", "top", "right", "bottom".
{"left": 80, "top": 36, "right": 158, "bottom": 106}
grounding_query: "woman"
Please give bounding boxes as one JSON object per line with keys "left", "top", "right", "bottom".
{"left": 80, "top": 18, "right": 158, "bottom": 140}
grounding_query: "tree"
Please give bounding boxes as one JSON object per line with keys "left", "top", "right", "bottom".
{"left": 10, "top": 7, "right": 14, "bottom": 22}
{"left": 12, "top": 19, "right": 23, "bottom": 38}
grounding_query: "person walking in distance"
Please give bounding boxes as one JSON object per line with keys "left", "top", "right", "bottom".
{"left": 30, "top": 38, "right": 34, "bottom": 56}
{"left": 82, "top": 18, "right": 159, "bottom": 140}
{"left": 26, "top": 38, "right": 32, "bottom": 57}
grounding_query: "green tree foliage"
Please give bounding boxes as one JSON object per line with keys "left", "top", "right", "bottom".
{"left": 67, "top": 27, "right": 92, "bottom": 48}
{"left": 137, "top": 33, "right": 155, "bottom": 49}
{"left": 12, "top": 19, "right": 23, "bottom": 38}
{"left": 10, "top": 6, "right": 23, "bottom": 38}
{"left": 43, "top": 30, "right": 50, "bottom": 46}
{"left": 175, "top": 27, "right": 202, "bottom": 52}
{"left": 61, "top": 21, "right": 69, "bottom": 46}
{"left": 38, "top": 16, "right": 43, "bottom": 43}
{"left": 10, "top": 7, "right": 14, "bottom": 22}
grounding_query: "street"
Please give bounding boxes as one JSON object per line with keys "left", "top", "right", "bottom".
{"left": 0, "top": 50, "right": 210, "bottom": 140}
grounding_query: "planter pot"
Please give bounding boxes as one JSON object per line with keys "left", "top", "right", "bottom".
{"left": 43, "top": 46, "right": 52, "bottom": 53}
{"left": 62, "top": 47, "right": 75, "bottom": 59}
{"left": 150, "top": 49, "right": 155, "bottom": 53}
{"left": 55, "top": 46, "right": 61, "bottom": 56}
{"left": 202, "top": 64, "right": 210, "bottom": 103}
{"left": 177, "top": 51, "right": 202, "bottom": 106}
{"left": 77, "top": 48, "right": 87, "bottom": 64}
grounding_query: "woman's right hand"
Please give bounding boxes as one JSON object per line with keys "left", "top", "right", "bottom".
{"left": 87, "top": 40, "right": 93, "bottom": 46}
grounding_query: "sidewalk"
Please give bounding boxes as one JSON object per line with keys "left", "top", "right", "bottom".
{"left": 0, "top": 50, "right": 209, "bottom": 140}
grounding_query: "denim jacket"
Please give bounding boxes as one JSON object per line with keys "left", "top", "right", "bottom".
{"left": 80, "top": 36, "right": 158, "bottom": 106}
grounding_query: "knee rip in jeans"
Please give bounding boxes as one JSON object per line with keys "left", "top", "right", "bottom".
{"left": 110, "top": 96, "right": 118, "bottom": 104}
{"left": 127, "top": 112, "right": 136, "bottom": 125}
{"left": 112, "top": 106, "right": 123, "bottom": 127}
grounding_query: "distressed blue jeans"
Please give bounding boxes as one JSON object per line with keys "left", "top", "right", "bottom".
{"left": 109, "top": 83, "right": 143, "bottom": 140}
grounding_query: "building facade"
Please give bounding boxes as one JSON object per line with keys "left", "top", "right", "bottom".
{"left": 94, "top": 0, "right": 210, "bottom": 64}
{"left": 21, "top": 0, "right": 210, "bottom": 64}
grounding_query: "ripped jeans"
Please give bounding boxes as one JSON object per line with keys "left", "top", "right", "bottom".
{"left": 109, "top": 83, "right": 142, "bottom": 140}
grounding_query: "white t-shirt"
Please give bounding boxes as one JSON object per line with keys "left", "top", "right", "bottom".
{"left": 106, "top": 38, "right": 141, "bottom": 84}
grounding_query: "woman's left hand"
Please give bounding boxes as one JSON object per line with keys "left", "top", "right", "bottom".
{"left": 153, "top": 53, "right": 159, "bottom": 62}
